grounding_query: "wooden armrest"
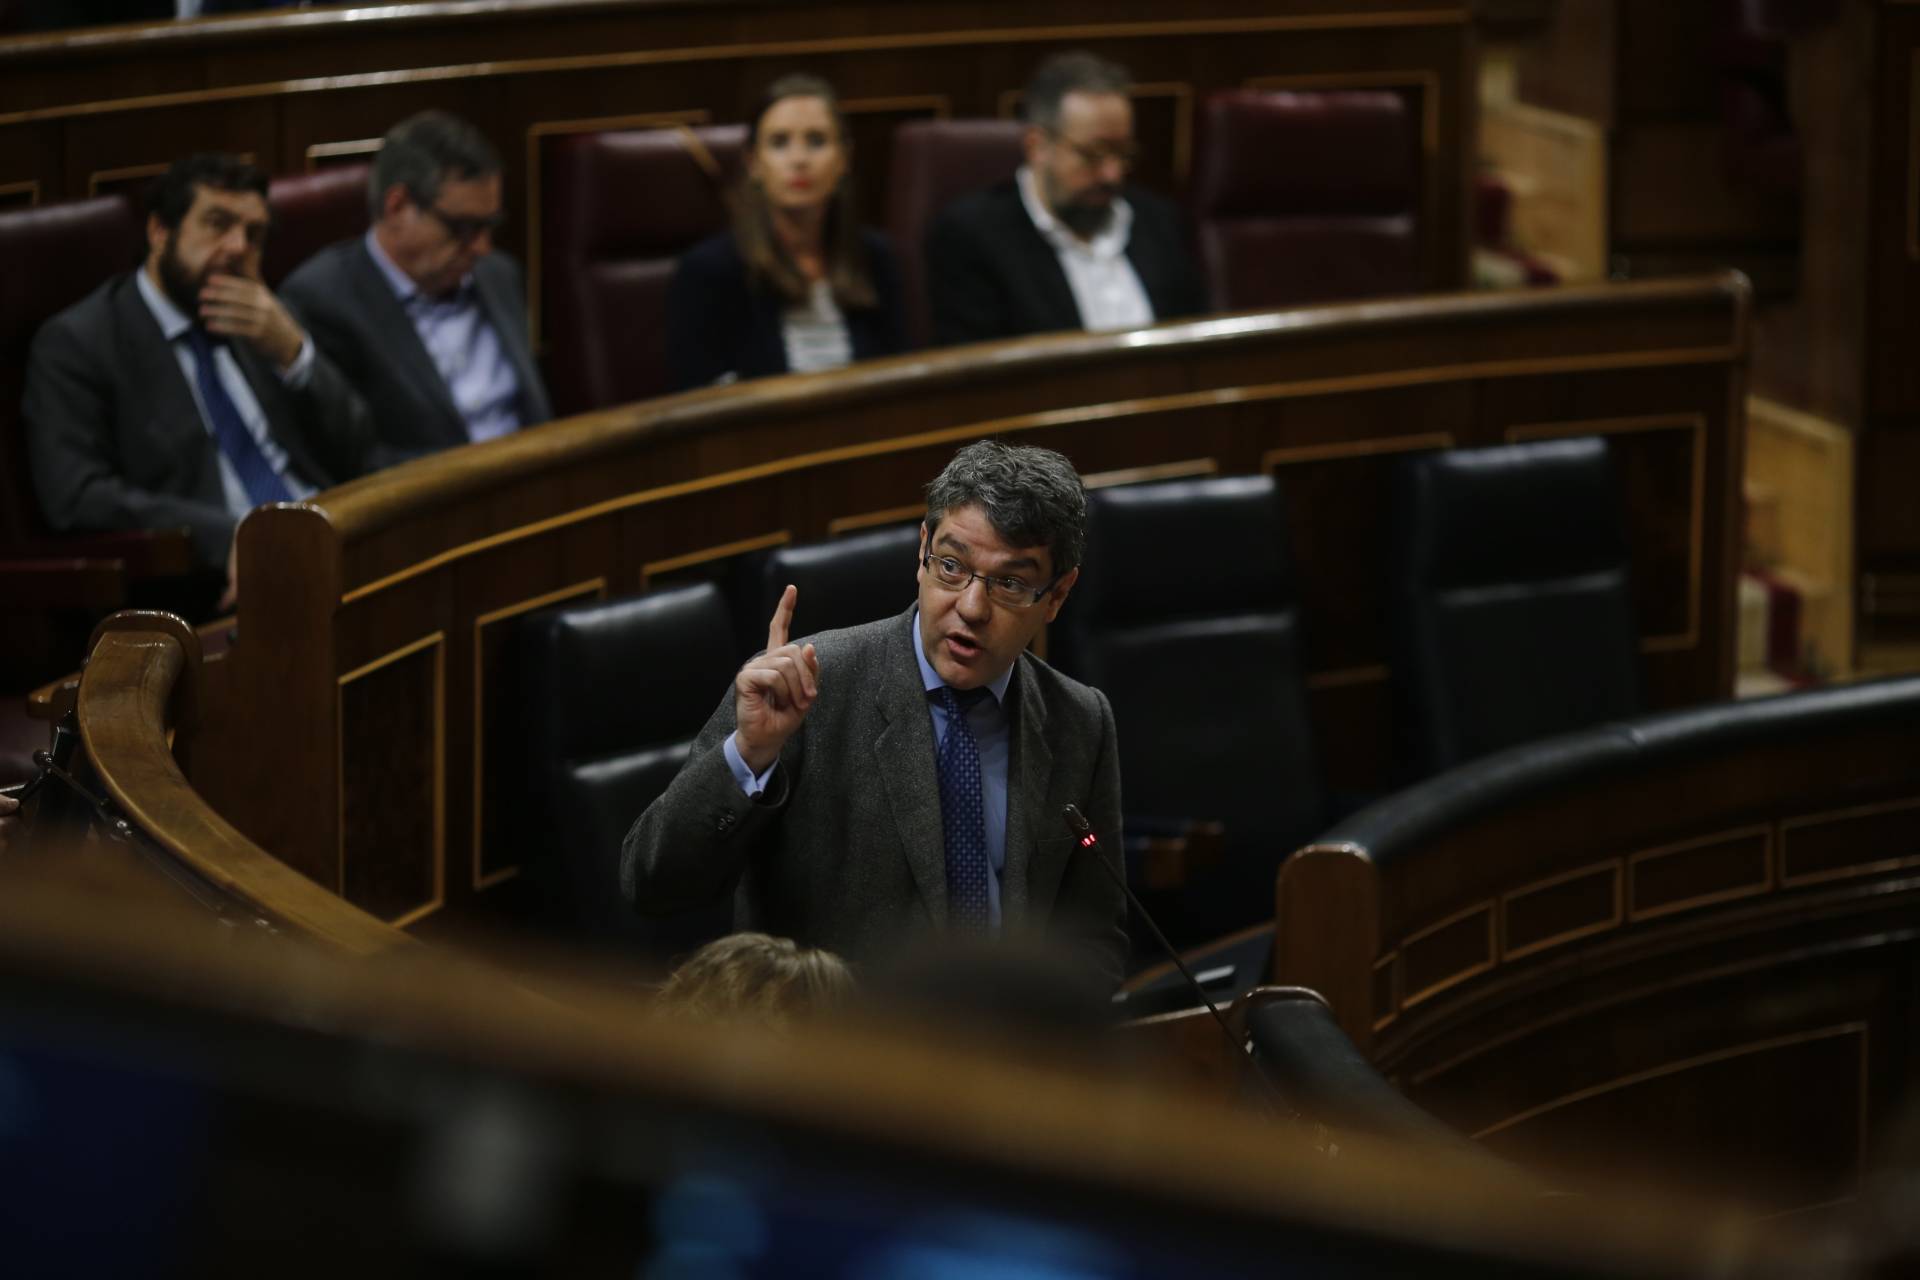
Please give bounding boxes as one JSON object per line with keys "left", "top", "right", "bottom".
{"left": 0, "top": 556, "right": 129, "bottom": 611}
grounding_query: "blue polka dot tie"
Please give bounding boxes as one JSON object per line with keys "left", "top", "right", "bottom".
{"left": 935, "top": 685, "right": 991, "bottom": 931}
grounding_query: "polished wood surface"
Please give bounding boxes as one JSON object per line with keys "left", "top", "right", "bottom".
{"left": 125, "top": 276, "right": 1750, "bottom": 935}
{"left": 0, "top": 0, "right": 1477, "bottom": 315}
{"left": 75, "top": 613, "right": 409, "bottom": 955}
{"left": 1272, "top": 676, "right": 1920, "bottom": 1213}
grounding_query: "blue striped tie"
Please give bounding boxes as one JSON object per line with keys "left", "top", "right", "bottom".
{"left": 181, "top": 327, "right": 294, "bottom": 509}
{"left": 935, "top": 685, "right": 992, "bottom": 930}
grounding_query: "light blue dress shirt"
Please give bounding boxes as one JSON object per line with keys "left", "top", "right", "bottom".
{"left": 364, "top": 230, "right": 524, "bottom": 444}
{"left": 723, "top": 610, "right": 1016, "bottom": 927}
{"left": 134, "top": 267, "right": 317, "bottom": 518}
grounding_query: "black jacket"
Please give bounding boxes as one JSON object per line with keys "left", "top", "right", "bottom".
{"left": 925, "top": 178, "right": 1209, "bottom": 347}
{"left": 665, "top": 228, "right": 908, "bottom": 391}
{"left": 23, "top": 271, "right": 374, "bottom": 570}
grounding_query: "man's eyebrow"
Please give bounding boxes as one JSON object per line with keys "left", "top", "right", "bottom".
{"left": 934, "top": 531, "right": 1041, "bottom": 574}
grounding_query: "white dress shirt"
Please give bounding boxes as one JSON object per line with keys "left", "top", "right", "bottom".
{"left": 1015, "top": 165, "right": 1155, "bottom": 332}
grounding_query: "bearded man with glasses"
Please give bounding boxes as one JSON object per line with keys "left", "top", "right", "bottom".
{"left": 624, "top": 440, "right": 1128, "bottom": 989}
{"left": 926, "top": 50, "right": 1208, "bottom": 348}
{"left": 281, "top": 110, "right": 550, "bottom": 466}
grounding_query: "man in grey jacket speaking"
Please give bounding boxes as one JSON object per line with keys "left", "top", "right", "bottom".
{"left": 622, "top": 440, "right": 1127, "bottom": 988}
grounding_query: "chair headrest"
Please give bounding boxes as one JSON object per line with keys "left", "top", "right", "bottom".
{"left": 1193, "top": 89, "right": 1417, "bottom": 218}
{"left": 762, "top": 523, "right": 923, "bottom": 640}
{"left": 264, "top": 163, "right": 372, "bottom": 287}
{"left": 546, "top": 124, "right": 748, "bottom": 257}
{"left": 0, "top": 196, "right": 141, "bottom": 353}
{"left": 523, "top": 582, "right": 738, "bottom": 760}
{"left": 1396, "top": 436, "right": 1629, "bottom": 591}
{"left": 1073, "top": 475, "right": 1293, "bottom": 622}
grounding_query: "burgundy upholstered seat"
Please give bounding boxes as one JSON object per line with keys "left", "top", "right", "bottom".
{"left": 1190, "top": 90, "right": 1421, "bottom": 313}
{"left": 539, "top": 124, "right": 746, "bottom": 415}
{"left": 263, "top": 162, "right": 372, "bottom": 288}
{"left": 884, "top": 119, "right": 1026, "bottom": 348}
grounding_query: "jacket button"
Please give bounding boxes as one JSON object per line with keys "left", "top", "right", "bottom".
{"left": 716, "top": 812, "right": 736, "bottom": 832}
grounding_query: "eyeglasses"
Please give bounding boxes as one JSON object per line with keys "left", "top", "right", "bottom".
{"left": 1046, "top": 131, "right": 1138, "bottom": 172}
{"left": 421, "top": 203, "right": 505, "bottom": 244}
{"left": 922, "top": 552, "right": 1064, "bottom": 610}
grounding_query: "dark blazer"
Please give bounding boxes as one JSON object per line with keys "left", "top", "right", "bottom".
{"left": 23, "top": 271, "right": 374, "bottom": 570}
{"left": 621, "top": 607, "right": 1129, "bottom": 989}
{"left": 664, "top": 228, "right": 908, "bottom": 392}
{"left": 925, "top": 178, "right": 1209, "bottom": 347}
{"left": 280, "top": 238, "right": 551, "bottom": 463}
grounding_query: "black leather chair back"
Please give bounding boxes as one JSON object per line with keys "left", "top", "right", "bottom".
{"left": 519, "top": 582, "right": 738, "bottom": 956}
{"left": 1389, "top": 437, "right": 1641, "bottom": 775}
{"left": 757, "top": 523, "right": 923, "bottom": 643}
{"left": 1053, "top": 475, "right": 1326, "bottom": 940}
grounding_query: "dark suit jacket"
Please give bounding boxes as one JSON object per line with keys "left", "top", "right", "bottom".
{"left": 621, "top": 608, "right": 1128, "bottom": 988}
{"left": 23, "top": 271, "right": 374, "bottom": 570}
{"left": 280, "top": 239, "right": 551, "bottom": 463}
{"left": 664, "top": 228, "right": 908, "bottom": 392}
{"left": 925, "top": 178, "right": 1209, "bottom": 347}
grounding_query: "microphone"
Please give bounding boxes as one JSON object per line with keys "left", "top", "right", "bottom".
{"left": 1062, "top": 804, "right": 1248, "bottom": 1063}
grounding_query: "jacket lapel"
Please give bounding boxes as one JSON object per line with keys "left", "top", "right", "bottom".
{"left": 1001, "top": 656, "right": 1053, "bottom": 927}
{"left": 872, "top": 611, "right": 947, "bottom": 922}
{"left": 1010, "top": 204, "right": 1084, "bottom": 332}
{"left": 347, "top": 242, "right": 466, "bottom": 443}
{"left": 473, "top": 262, "right": 550, "bottom": 423}
{"left": 113, "top": 278, "right": 226, "bottom": 505}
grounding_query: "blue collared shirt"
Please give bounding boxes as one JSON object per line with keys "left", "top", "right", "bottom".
{"left": 134, "top": 266, "right": 317, "bottom": 518}
{"left": 723, "top": 610, "right": 1016, "bottom": 927}
{"left": 363, "top": 230, "right": 523, "bottom": 444}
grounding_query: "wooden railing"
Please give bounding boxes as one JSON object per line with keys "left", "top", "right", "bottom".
{"left": 33, "top": 275, "right": 1746, "bottom": 937}
{"left": 74, "top": 612, "right": 409, "bottom": 955}
{"left": 1268, "top": 675, "right": 1920, "bottom": 1213}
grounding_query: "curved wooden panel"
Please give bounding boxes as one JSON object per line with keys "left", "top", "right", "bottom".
{"left": 155, "top": 274, "right": 1750, "bottom": 935}
{"left": 1273, "top": 675, "right": 1920, "bottom": 1208}
{"left": 75, "top": 616, "right": 409, "bottom": 957}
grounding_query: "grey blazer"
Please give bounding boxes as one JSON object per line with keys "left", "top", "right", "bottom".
{"left": 23, "top": 271, "right": 375, "bottom": 570}
{"left": 280, "top": 238, "right": 551, "bottom": 463}
{"left": 621, "top": 608, "right": 1128, "bottom": 988}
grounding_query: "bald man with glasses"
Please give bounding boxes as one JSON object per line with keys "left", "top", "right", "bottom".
{"left": 623, "top": 441, "right": 1128, "bottom": 989}
{"left": 926, "top": 50, "right": 1208, "bottom": 347}
{"left": 280, "top": 110, "right": 550, "bottom": 465}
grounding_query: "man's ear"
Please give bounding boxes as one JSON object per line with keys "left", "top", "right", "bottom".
{"left": 380, "top": 182, "right": 413, "bottom": 221}
{"left": 145, "top": 212, "right": 169, "bottom": 261}
{"left": 1021, "top": 124, "right": 1048, "bottom": 167}
{"left": 1042, "top": 566, "right": 1080, "bottom": 623}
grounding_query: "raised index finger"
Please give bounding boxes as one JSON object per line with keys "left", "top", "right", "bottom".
{"left": 767, "top": 583, "right": 797, "bottom": 652}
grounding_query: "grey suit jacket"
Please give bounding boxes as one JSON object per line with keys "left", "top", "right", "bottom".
{"left": 23, "top": 271, "right": 375, "bottom": 570}
{"left": 280, "top": 238, "right": 551, "bottom": 462}
{"left": 621, "top": 608, "right": 1129, "bottom": 988}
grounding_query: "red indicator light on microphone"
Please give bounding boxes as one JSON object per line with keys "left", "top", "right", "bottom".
{"left": 1079, "top": 834, "right": 1096, "bottom": 847}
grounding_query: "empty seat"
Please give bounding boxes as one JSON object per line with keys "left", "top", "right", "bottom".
{"left": 1051, "top": 475, "right": 1326, "bottom": 945}
{"left": 1389, "top": 437, "right": 1642, "bottom": 775}
{"left": 756, "top": 523, "right": 923, "bottom": 642}
{"left": 540, "top": 124, "right": 746, "bottom": 415}
{"left": 1189, "top": 90, "right": 1421, "bottom": 312}
{"left": 885, "top": 119, "right": 1026, "bottom": 348}
{"left": 518, "top": 583, "right": 740, "bottom": 957}
{"left": 263, "top": 162, "right": 372, "bottom": 288}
